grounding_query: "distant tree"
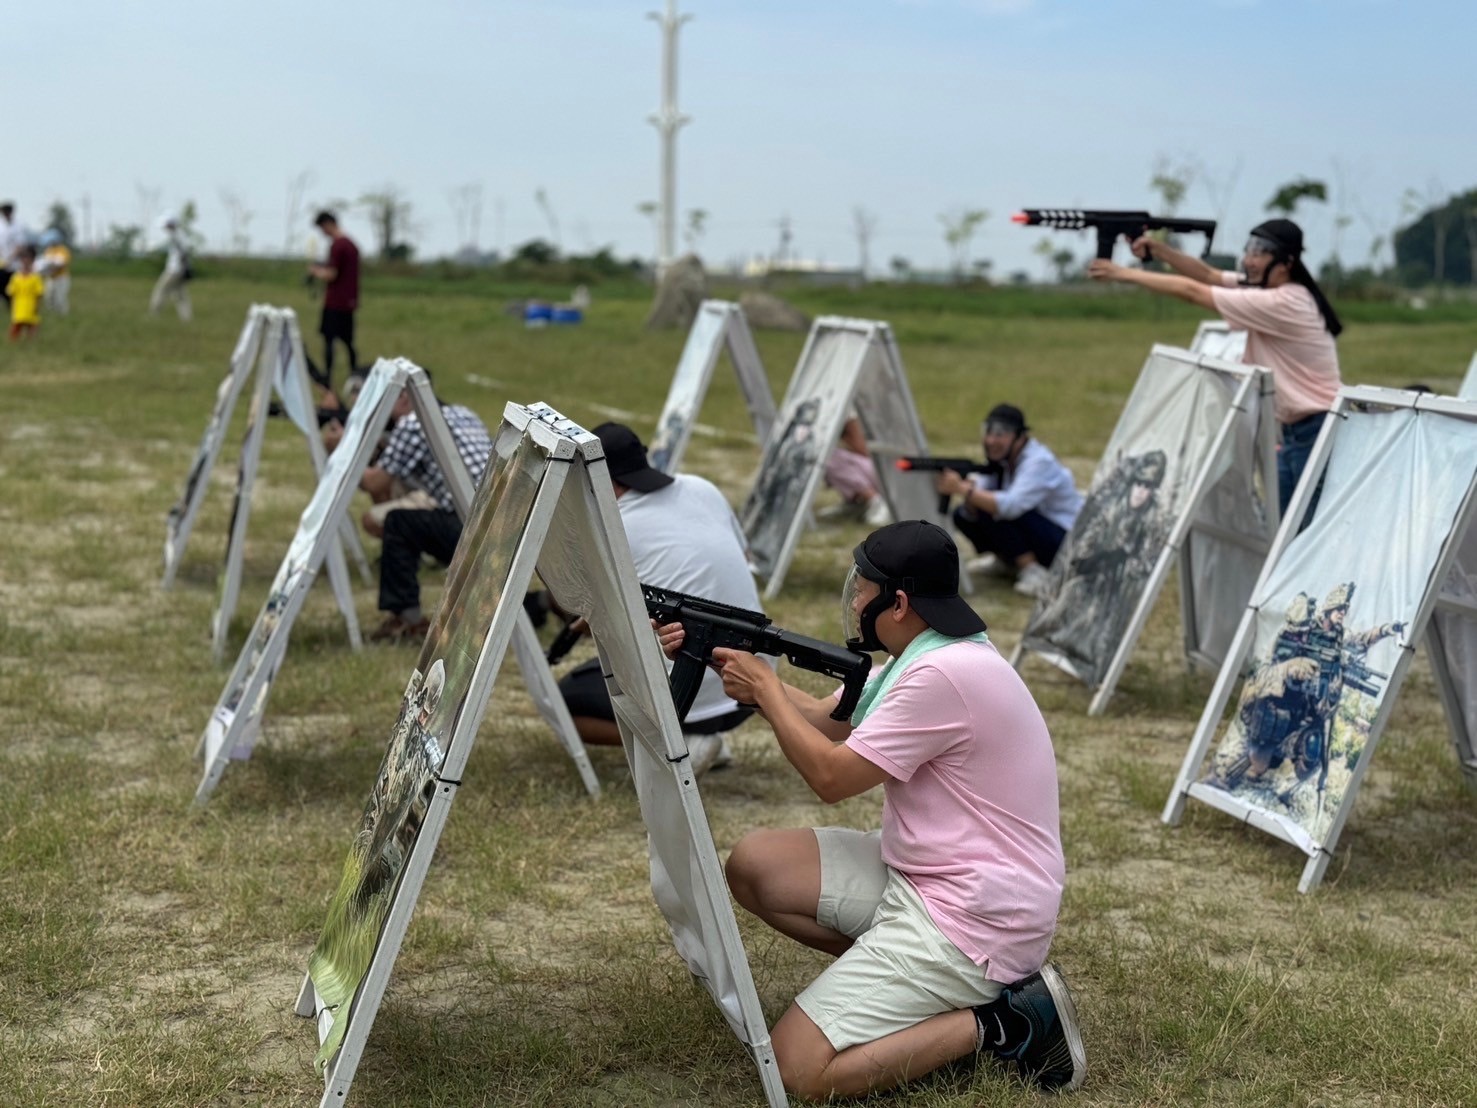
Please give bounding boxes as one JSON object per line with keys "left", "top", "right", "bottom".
{"left": 46, "top": 201, "right": 76, "bottom": 245}
{"left": 939, "top": 208, "right": 988, "bottom": 281}
{"left": 219, "top": 189, "right": 254, "bottom": 254}
{"left": 1265, "top": 178, "right": 1328, "bottom": 218}
{"left": 852, "top": 206, "right": 878, "bottom": 279}
{"left": 177, "top": 200, "right": 206, "bottom": 253}
{"left": 1050, "top": 248, "right": 1076, "bottom": 283}
{"left": 1393, "top": 185, "right": 1475, "bottom": 287}
{"left": 447, "top": 183, "right": 483, "bottom": 252}
{"left": 534, "top": 187, "right": 561, "bottom": 249}
{"left": 135, "top": 183, "right": 163, "bottom": 250}
{"left": 889, "top": 255, "right": 912, "bottom": 282}
{"left": 284, "top": 169, "right": 315, "bottom": 255}
{"left": 513, "top": 239, "right": 559, "bottom": 265}
{"left": 1034, "top": 237, "right": 1055, "bottom": 282}
{"left": 1149, "top": 156, "right": 1194, "bottom": 214}
{"left": 359, "top": 185, "right": 416, "bottom": 261}
{"left": 971, "top": 258, "right": 994, "bottom": 283}
{"left": 103, "top": 224, "right": 142, "bottom": 259}
{"left": 683, "top": 208, "right": 708, "bottom": 254}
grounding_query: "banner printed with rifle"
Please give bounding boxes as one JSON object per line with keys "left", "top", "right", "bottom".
{"left": 1200, "top": 579, "right": 1404, "bottom": 842}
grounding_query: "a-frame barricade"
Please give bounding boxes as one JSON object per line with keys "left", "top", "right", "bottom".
{"left": 1190, "top": 318, "right": 1247, "bottom": 363}
{"left": 293, "top": 402, "right": 787, "bottom": 1108}
{"left": 1011, "top": 344, "right": 1278, "bottom": 715}
{"left": 194, "top": 360, "right": 597, "bottom": 805}
{"left": 1163, "top": 387, "right": 1477, "bottom": 892}
{"left": 161, "top": 304, "right": 371, "bottom": 663}
{"left": 648, "top": 299, "right": 776, "bottom": 474}
{"left": 741, "top": 316, "right": 941, "bottom": 600}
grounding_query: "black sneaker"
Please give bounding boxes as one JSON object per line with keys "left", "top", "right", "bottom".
{"left": 998, "top": 963, "right": 1086, "bottom": 1092}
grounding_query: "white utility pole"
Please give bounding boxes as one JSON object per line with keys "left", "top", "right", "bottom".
{"left": 647, "top": 0, "right": 692, "bottom": 273}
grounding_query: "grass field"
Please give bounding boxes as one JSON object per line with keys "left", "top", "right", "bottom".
{"left": 3, "top": 269, "right": 1476, "bottom": 1108}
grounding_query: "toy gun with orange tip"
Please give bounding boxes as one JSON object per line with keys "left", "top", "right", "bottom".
{"left": 1012, "top": 209, "right": 1217, "bottom": 261}
{"left": 894, "top": 456, "right": 1002, "bottom": 514}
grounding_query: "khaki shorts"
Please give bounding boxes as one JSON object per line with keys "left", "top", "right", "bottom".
{"left": 796, "top": 827, "right": 1004, "bottom": 1051}
{"left": 366, "top": 483, "right": 439, "bottom": 527}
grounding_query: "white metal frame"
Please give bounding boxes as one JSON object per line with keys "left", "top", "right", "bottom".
{"left": 297, "top": 401, "right": 786, "bottom": 1107}
{"left": 742, "top": 315, "right": 936, "bottom": 600}
{"left": 194, "top": 360, "right": 596, "bottom": 804}
{"left": 1011, "top": 345, "right": 1276, "bottom": 715}
{"left": 1459, "top": 349, "right": 1477, "bottom": 400}
{"left": 1163, "top": 386, "right": 1477, "bottom": 892}
{"left": 648, "top": 299, "right": 775, "bottom": 475}
{"left": 160, "top": 305, "right": 371, "bottom": 661}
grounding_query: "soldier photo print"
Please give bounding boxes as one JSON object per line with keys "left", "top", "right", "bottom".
{"left": 1021, "top": 348, "right": 1239, "bottom": 686}
{"left": 741, "top": 327, "right": 856, "bottom": 579}
{"left": 307, "top": 430, "right": 547, "bottom": 1067}
{"left": 1196, "top": 400, "right": 1477, "bottom": 849}
{"left": 1202, "top": 581, "right": 1403, "bottom": 843}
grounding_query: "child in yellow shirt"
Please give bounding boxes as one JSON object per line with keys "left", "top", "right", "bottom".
{"left": 7, "top": 245, "right": 43, "bottom": 340}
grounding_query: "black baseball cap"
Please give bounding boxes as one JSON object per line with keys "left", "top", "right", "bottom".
{"left": 593, "top": 422, "right": 675, "bottom": 493}
{"left": 853, "top": 520, "right": 986, "bottom": 638}
{"left": 984, "top": 404, "right": 1028, "bottom": 434}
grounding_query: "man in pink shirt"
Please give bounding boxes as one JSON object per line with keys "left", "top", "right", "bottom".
{"left": 662, "top": 520, "right": 1084, "bottom": 1100}
{"left": 1087, "top": 218, "right": 1344, "bottom": 516}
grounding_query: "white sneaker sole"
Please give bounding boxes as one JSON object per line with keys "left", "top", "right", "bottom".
{"left": 1040, "top": 963, "right": 1087, "bottom": 1093}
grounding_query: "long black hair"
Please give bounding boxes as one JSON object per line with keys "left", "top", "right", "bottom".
{"left": 1250, "top": 219, "right": 1343, "bottom": 338}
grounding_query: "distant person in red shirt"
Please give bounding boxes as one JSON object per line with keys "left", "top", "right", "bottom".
{"left": 308, "top": 210, "right": 361, "bottom": 392}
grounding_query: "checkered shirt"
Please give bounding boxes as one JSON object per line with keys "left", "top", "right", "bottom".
{"left": 377, "top": 404, "right": 493, "bottom": 512}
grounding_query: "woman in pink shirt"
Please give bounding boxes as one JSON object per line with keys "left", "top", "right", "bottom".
{"left": 1088, "top": 218, "right": 1343, "bottom": 517}
{"left": 659, "top": 520, "right": 1085, "bottom": 1100}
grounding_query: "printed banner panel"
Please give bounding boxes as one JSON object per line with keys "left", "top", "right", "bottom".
{"left": 1200, "top": 407, "right": 1477, "bottom": 850}
{"left": 741, "top": 328, "right": 859, "bottom": 578}
{"left": 306, "top": 431, "right": 547, "bottom": 1067}
{"left": 1021, "top": 350, "right": 1234, "bottom": 685}
{"left": 201, "top": 370, "right": 401, "bottom": 767}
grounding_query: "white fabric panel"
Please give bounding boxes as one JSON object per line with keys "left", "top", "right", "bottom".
{"left": 271, "top": 310, "right": 317, "bottom": 436}
{"left": 742, "top": 327, "right": 859, "bottom": 578}
{"left": 1184, "top": 367, "right": 1273, "bottom": 663}
{"left": 1459, "top": 350, "right": 1477, "bottom": 400}
{"left": 1202, "top": 406, "right": 1477, "bottom": 849}
{"left": 203, "top": 366, "right": 402, "bottom": 768}
{"left": 537, "top": 471, "right": 754, "bottom": 1038}
{"left": 850, "top": 342, "right": 938, "bottom": 524}
{"left": 1434, "top": 513, "right": 1477, "bottom": 769}
{"left": 649, "top": 302, "right": 729, "bottom": 474}
{"left": 1022, "top": 348, "right": 1234, "bottom": 685}
{"left": 1190, "top": 320, "right": 1247, "bottom": 363}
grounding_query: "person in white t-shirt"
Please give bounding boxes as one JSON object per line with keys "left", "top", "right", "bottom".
{"left": 148, "top": 215, "right": 192, "bottom": 322}
{"left": 1088, "top": 218, "right": 1343, "bottom": 516}
{"left": 658, "top": 520, "right": 1085, "bottom": 1100}
{"left": 554, "top": 421, "right": 765, "bottom": 773}
{"left": 0, "top": 202, "right": 32, "bottom": 309}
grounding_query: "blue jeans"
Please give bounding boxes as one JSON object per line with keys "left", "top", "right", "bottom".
{"left": 1278, "top": 412, "right": 1328, "bottom": 521}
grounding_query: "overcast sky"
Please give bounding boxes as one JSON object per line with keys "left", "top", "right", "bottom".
{"left": 10, "top": 0, "right": 1473, "bottom": 277}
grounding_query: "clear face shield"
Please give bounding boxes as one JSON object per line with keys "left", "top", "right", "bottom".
{"left": 841, "top": 563, "right": 870, "bottom": 645}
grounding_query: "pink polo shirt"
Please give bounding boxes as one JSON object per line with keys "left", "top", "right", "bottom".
{"left": 1212, "top": 274, "right": 1342, "bottom": 424}
{"left": 845, "top": 638, "right": 1065, "bottom": 981}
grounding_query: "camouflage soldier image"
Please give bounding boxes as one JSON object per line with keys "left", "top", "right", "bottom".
{"left": 743, "top": 397, "right": 824, "bottom": 578}
{"left": 1024, "top": 450, "right": 1171, "bottom": 684}
{"left": 1208, "top": 582, "right": 1403, "bottom": 810}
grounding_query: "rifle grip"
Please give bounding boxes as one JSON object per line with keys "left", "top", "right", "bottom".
{"left": 667, "top": 653, "right": 705, "bottom": 723}
{"left": 937, "top": 492, "right": 951, "bottom": 515}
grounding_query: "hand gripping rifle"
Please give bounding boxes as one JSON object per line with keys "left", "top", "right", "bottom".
{"left": 894, "top": 456, "right": 1003, "bottom": 514}
{"left": 641, "top": 583, "right": 873, "bottom": 723}
{"left": 1012, "top": 209, "right": 1218, "bottom": 261}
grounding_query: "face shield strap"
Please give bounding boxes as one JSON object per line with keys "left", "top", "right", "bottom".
{"left": 846, "top": 549, "right": 905, "bottom": 653}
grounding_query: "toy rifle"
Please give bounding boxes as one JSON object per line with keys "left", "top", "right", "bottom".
{"left": 894, "top": 456, "right": 1002, "bottom": 514}
{"left": 641, "top": 583, "right": 872, "bottom": 723}
{"left": 1012, "top": 209, "right": 1218, "bottom": 261}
